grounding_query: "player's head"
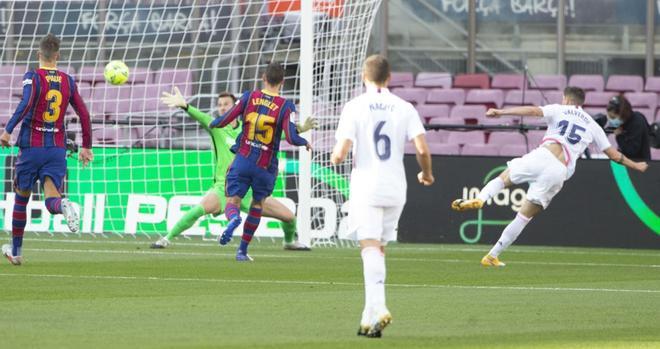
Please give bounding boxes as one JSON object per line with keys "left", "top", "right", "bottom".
{"left": 38, "top": 33, "right": 60, "bottom": 65}
{"left": 562, "top": 86, "right": 585, "bottom": 106}
{"left": 606, "top": 95, "right": 632, "bottom": 125}
{"left": 217, "top": 92, "right": 236, "bottom": 115}
{"left": 262, "top": 62, "right": 285, "bottom": 90}
{"left": 362, "top": 54, "right": 390, "bottom": 88}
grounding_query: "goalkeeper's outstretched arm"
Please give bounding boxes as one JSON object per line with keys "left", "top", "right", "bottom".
{"left": 161, "top": 87, "right": 214, "bottom": 130}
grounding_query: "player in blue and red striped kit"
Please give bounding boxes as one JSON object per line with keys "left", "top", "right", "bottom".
{"left": 1, "top": 34, "right": 93, "bottom": 265}
{"left": 209, "top": 62, "right": 311, "bottom": 261}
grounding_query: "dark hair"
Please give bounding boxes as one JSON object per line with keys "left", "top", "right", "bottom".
{"left": 363, "top": 54, "right": 390, "bottom": 85}
{"left": 40, "top": 33, "right": 60, "bottom": 60}
{"left": 563, "top": 86, "right": 585, "bottom": 105}
{"left": 218, "top": 91, "right": 236, "bottom": 102}
{"left": 607, "top": 95, "right": 632, "bottom": 120}
{"left": 263, "top": 62, "right": 285, "bottom": 86}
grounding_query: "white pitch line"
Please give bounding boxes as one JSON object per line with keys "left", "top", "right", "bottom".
{"left": 0, "top": 272, "right": 659, "bottom": 295}
{"left": 22, "top": 237, "right": 660, "bottom": 258}
{"left": 26, "top": 247, "right": 660, "bottom": 269}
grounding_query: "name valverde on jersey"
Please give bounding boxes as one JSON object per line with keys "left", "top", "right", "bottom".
{"left": 539, "top": 104, "right": 611, "bottom": 178}
{"left": 336, "top": 87, "right": 426, "bottom": 206}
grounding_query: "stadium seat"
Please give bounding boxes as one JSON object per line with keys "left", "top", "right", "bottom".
{"left": 479, "top": 115, "right": 519, "bottom": 126}
{"left": 544, "top": 90, "right": 564, "bottom": 104}
{"left": 77, "top": 82, "right": 93, "bottom": 100}
{"left": 131, "top": 84, "right": 165, "bottom": 112}
{"left": 128, "top": 67, "right": 153, "bottom": 84}
{"left": 424, "top": 129, "right": 450, "bottom": 144}
{"left": 584, "top": 91, "right": 616, "bottom": 107}
{"left": 465, "top": 89, "right": 504, "bottom": 108}
{"left": 499, "top": 144, "right": 528, "bottom": 157}
{"left": 426, "top": 88, "right": 465, "bottom": 105}
{"left": 0, "top": 65, "right": 29, "bottom": 80}
{"left": 568, "top": 75, "right": 604, "bottom": 92}
{"left": 94, "top": 126, "right": 122, "bottom": 145}
{"left": 492, "top": 74, "right": 524, "bottom": 90}
{"left": 655, "top": 108, "right": 660, "bottom": 123}
{"left": 651, "top": 148, "right": 660, "bottom": 160}
{"left": 583, "top": 107, "right": 605, "bottom": 117}
{"left": 526, "top": 130, "right": 546, "bottom": 147}
{"left": 644, "top": 76, "right": 660, "bottom": 92}
{"left": 453, "top": 73, "right": 490, "bottom": 89}
{"left": 488, "top": 132, "right": 528, "bottom": 146}
{"left": 392, "top": 87, "right": 428, "bottom": 106}
{"left": 529, "top": 74, "right": 566, "bottom": 91}
{"left": 416, "top": 104, "right": 450, "bottom": 122}
{"left": 428, "top": 143, "right": 460, "bottom": 155}
{"left": 428, "top": 116, "right": 465, "bottom": 125}
{"left": 606, "top": 75, "right": 643, "bottom": 93}
{"left": 78, "top": 66, "right": 106, "bottom": 84}
{"left": 461, "top": 144, "right": 498, "bottom": 156}
{"left": 504, "top": 90, "right": 543, "bottom": 106}
{"left": 389, "top": 72, "right": 414, "bottom": 88}
{"left": 447, "top": 131, "right": 485, "bottom": 145}
{"left": 154, "top": 69, "right": 193, "bottom": 96}
{"left": 450, "top": 105, "right": 487, "bottom": 121}
{"left": 625, "top": 92, "right": 657, "bottom": 121}
{"left": 415, "top": 72, "right": 452, "bottom": 88}
{"left": 90, "top": 83, "right": 133, "bottom": 117}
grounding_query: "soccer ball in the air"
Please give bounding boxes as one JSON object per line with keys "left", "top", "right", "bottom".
{"left": 104, "top": 60, "right": 129, "bottom": 85}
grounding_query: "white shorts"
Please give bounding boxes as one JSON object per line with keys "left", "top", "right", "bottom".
{"left": 345, "top": 202, "right": 404, "bottom": 245}
{"left": 507, "top": 147, "right": 567, "bottom": 209}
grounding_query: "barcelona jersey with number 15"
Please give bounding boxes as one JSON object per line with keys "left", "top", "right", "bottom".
{"left": 5, "top": 68, "right": 92, "bottom": 149}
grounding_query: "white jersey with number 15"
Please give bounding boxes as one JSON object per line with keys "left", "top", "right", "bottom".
{"left": 539, "top": 104, "right": 611, "bottom": 179}
{"left": 335, "top": 87, "right": 426, "bottom": 206}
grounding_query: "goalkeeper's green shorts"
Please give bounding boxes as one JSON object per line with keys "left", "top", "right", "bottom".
{"left": 208, "top": 181, "right": 253, "bottom": 216}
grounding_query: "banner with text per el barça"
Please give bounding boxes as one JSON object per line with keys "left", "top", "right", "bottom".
{"left": 399, "top": 156, "right": 660, "bottom": 249}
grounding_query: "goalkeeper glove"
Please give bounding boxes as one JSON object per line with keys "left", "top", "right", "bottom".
{"left": 297, "top": 116, "right": 319, "bottom": 133}
{"left": 161, "top": 87, "right": 188, "bottom": 110}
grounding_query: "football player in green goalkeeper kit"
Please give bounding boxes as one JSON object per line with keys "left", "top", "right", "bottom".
{"left": 150, "top": 87, "right": 317, "bottom": 250}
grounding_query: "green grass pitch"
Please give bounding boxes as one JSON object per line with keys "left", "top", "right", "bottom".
{"left": 0, "top": 234, "right": 659, "bottom": 349}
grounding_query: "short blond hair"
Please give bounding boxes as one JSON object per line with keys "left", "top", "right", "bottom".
{"left": 363, "top": 54, "right": 390, "bottom": 85}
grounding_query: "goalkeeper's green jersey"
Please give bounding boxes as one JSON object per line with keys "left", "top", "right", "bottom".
{"left": 186, "top": 105, "right": 241, "bottom": 186}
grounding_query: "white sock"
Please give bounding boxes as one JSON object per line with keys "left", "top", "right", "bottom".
{"left": 477, "top": 177, "right": 505, "bottom": 202}
{"left": 488, "top": 213, "right": 531, "bottom": 257}
{"left": 361, "top": 246, "right": 387, "bottom": 318}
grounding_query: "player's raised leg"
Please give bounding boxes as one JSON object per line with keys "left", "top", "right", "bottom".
{"left": 452, "top": 169, "right": 513, "bottom": 211}
{"left": 262, "top": 197, "right": 310, "bottom": 251}
{"left": 482, "top": 200, "right": 542, "bottom": 267}
{"left": 43, "top": 176, "right": 79, "bottom": 233}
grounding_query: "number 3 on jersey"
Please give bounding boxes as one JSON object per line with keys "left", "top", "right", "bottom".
{"left": 373, "top": 121, "right": 391, "bottom": 160}
{"left": 245, "top": 112, "right": 275, "bottom": 144}
{"left": 42, "top": 89, "right": 62, "bottom": 122}
{"left": 558, "top": 120, "right": 586, "bottom": 145}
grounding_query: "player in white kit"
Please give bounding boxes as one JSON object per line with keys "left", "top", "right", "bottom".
{"left": 452, "top": 87, "right": 648, "bottom": 267}
{"left": 331, "top": 55, "right": 434, "bottom": 338}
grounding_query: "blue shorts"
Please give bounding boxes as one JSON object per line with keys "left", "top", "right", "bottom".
{"left": 15, "top": 147, "right": 67, "bottom": 192}
{"left": 225, "top": 153, "right": 277, "bottom": 202}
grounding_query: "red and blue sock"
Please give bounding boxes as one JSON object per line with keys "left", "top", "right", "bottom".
{"left": 45, "top": 197, "right": 62, "bottom": 214}
{"left": 225, "top": 202, "right": 240, "bottom": 222}
{"left": 12, "top": 193, "right": 30, "bottom": 257}
{"left": 238, "top": 207, "right": 262, "bottom": 254}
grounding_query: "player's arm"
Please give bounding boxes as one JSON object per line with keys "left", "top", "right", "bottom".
{"left": 209, "top": 92, "right": 249, "bottom": 129}
{"left": 281, "top": 103, "right": 311, "bottom": 150}
{"left": 413, "top": 134, "right": 434, "bottom": 186}
{"left": 161, "top": 87, "right": 213, "bottom": 131}
{"left": 603, "top": 147, "right": 648, "bottom": 172}
{"left": 331, "top": 138, "right": 351, "bottom": 165}
{"left": 68, "top": 76, "right": 93, "bottom": 167}
{"left": 486, "top": 106, "right": 543, "bottom": 118}
{"left": 1, "top": 72, "right": 35, "bottom": 147}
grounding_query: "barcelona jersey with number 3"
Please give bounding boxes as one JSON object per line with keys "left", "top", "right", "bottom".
{"left": 209, "top": 90, "right": 308, "bottom": 200}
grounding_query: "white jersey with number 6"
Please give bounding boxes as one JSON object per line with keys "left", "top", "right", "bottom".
{"left": 539, "top": 104, "right": 611, "bottom": 179}
{"left": 336, "top": 87, "right": 426, "bottom": 206}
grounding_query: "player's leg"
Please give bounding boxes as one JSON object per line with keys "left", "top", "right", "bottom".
{"left": 261, "top": 197, "right": 310, "bottom": 251}
{"left": 235, "top": 198, "right": 265, "bottom": 261}
{"left": 41, "top": 147, "right": 78, "bottom": 232}
{"left": 219, "top": 158, "right": 250, "bottom": 245}
{"left": 452, "top": 168, "right": 513, "bottom": 211}
{"left": 151, "top": 190, "right": 222, "bottom": 248}
{"left": 3, "top": 149, "right": 37, "bottom": 265}
{"left": 481, "top": 200, "right": 542, "bottom": 267}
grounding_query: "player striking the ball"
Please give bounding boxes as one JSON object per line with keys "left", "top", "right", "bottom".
{"left": 209, "top": 62, "right": 311, "bottom": 261}
{"left": 151, "top": 88, "right": 316, "bottom": 250}
{"left": 451, "top": 87, "right": 649, "bottom": 267}
{"left": 331, "top": 55, "right": 434, "bottom": 338}
{"left": 1, "top": 33, "right": 93, "bottom": 265}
